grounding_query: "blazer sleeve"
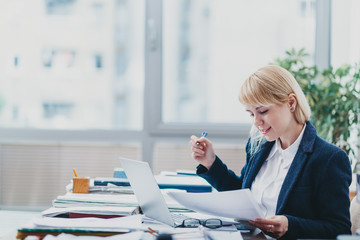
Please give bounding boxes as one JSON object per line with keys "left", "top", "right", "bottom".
{"left": 196, "top": 139, "right": 252, "bottom": 191}
{"left": 281, "top": 148, "right": 352, "bottom": 239}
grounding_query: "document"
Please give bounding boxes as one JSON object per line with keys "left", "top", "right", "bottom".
{"left": 42, "top": 232, "right": 144, "bottom": 240}
{"left": 42, "top": 206, "right": 136, "bottom": 217}
{"left": 32, "top": 215, "right": 145, "bottom": 231}
{"left": 52, "top": 192, "right": 139, "bottom": 208}
{"left": 41, "top": 229, "right": 243, "bottom": 240}
{"left": 52, "top": 191, "right": 187, "bottom": 211}
{"left": 168, "top": 189, "right": 263, "bottom": 220}
{"left": 155, "top": 175, "right": 212, "bottom": 192}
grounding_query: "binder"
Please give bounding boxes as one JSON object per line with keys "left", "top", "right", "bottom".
{"left": 93, "top": 177, "right": 130, "bottom": 186}
{"left": 94, "top": 176, "right": 212, "bottom": 192}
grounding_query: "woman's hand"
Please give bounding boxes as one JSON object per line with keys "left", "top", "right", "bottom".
{"left": 189, "top": 135, "right": 216, "bottom": 170}
{"left": 249, "top": 215, "right": 288, "bottom": 239}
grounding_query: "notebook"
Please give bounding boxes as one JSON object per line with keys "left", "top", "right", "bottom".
{"left": 119, "top": 157, "right": 188, "bottom": 227}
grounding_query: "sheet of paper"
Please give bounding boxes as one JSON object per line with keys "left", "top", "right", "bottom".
{"left": 41, "top": 227, "right": 243, "bottom": 240}
{"left": 32, "top": 215, "right": 179, "bottom": 233}
{"left": 206, "top": 230, "right": 243, "bottom": 240}
{"left": 53, "top": 191, "right": 186, "bottom": 210}
{"left": 32, "top": 215, "right": 145, "bottom": 231}
{"left": 42, "top": 232, "right": 145, "bottom": 240}
{"left": 155, "top": 174, "right": 210, "bottom": 185}
{"left": 42, "top": 206, "right": 136, "bottom": 217}
{"left": 168, "top": 189, "right": 263, "bottom": 220}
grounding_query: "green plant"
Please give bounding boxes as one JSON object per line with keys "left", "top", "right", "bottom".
{"left": 272, "top": 48, "right": 360, "bottom": 164}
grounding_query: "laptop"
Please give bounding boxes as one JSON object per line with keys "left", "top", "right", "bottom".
{"left": 119, "top": 157, "right": 187, "bottom": 227}
{"left": 119, "top": 157, "right": 254, "bottom": 231}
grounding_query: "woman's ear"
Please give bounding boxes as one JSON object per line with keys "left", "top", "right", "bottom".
{"left": 288, "top": 93, "right": 297, "bottom": 112}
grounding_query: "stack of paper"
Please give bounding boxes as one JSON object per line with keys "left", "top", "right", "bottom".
{"left": 154, "top": 175, "right": 212, "bottom": 192}
{"left": 42, "top": 206, "right": 137, "bottom": 218}
{"left": 52, "top": 192, "right": 139, "bottom": 208}
{"left": 41, "top": 230, "right": 243, "bottom": 240}
{"left": 51, "top": 190, "right": 191, "bottom": 216}
{"left": 66, "top": 179, "right": 133, "bottom": 194}
{"left": 42, "top": 232, "right": 145, "bottom": 240}
{"left": 94, "top": 172, "right": 213, "bottom": 193}
{"left": 32, "top": 215, "right": 145, "bottom": 231}
{"left": 23, "top": 215, "right": 244, "bottom": 240}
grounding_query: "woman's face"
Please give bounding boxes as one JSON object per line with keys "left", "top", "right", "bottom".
{"left": 246, "top": 103, "right": 295, "bottom": 143}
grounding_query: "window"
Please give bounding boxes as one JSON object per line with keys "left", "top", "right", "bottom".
{"left": 94, "top": 54, "right": 103, "bottom": 69}
{"left": 0, "top": 0, "right": 327, "bottom": 164}
{"left": 162, "top": 0, "right": 316, "bottom": 124}
{"left": 46, "top": 0, "right": 76, "bottom": 15}
{"left": 43, "top": 102, "right": 74, "bottom": 119}
{"left": 41, "top": 48, "right": 76, "bottom": 68}
{"left": 0, "top": 0, "right": 144, "bottom": 130}
{"left": 331, "top": 0, "right": 360, "bottom": 67}
{"left": 0, "top": 1, "right": 336, "bottom": 208}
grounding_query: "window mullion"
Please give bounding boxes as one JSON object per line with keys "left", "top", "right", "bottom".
{"left": 143, "top": 0, "right": 162, "bottom": 165}
{"left": 315, "top": 0, "right": 331, "bottom": 70}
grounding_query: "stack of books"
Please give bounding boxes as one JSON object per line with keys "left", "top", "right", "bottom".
{"left": 16, "top": 168, "right": 210, "bottom": 239}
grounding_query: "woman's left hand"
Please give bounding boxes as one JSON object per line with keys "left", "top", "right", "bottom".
{"left": 249, "top": 215, "right": 288, "bottom": 239}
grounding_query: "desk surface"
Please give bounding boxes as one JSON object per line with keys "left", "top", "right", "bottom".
{"left": 0, "top": 210, "right": 41, "bottom": 240}
{"left": 243, "top": 232, "right": 267, "bottom": 240}
{"left": 15, "top": 230, "right": 267, "bottom": 240}
{"left": 16, "top": 230, "right": 267, "bottom": 240}
{"left": 4, "top": 210, "right": 267, "bottom": 240}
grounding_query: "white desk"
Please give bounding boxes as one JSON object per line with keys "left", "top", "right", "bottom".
{"left": 0, "top": 210, "right": 41, "bottom": 240}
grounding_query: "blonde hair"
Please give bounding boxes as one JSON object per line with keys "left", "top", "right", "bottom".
{"left": 239, "top": 65, "right": 311, "bottom": 155}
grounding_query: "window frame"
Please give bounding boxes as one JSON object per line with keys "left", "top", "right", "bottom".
{"left": 0, "top": 0, "right": 331, "bottom": 167}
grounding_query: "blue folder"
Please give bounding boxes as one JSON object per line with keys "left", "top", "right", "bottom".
{"left": 94, "top": 176, "right": 212, "bottom": 193}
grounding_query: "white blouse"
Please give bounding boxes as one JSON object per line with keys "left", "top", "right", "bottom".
{"left": 251, "top": 124, "right": 306, "bottom": 218}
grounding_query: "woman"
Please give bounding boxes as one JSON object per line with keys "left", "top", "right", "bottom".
{"left": 190, "top": 65, "right": 352, "bottom": 239}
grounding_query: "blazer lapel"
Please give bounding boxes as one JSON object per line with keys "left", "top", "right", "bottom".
{"left": 276, "top": 122, "right": 317, "bottom": 214}
{"left": 243, "top": 141, "right": 274, "bottom": 188}
{"left": 276, "top": 150, "right": 308, "bottom": 214}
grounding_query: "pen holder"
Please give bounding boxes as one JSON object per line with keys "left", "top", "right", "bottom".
{"left": 73, "top": 177, "right": 90, "bottom": 194}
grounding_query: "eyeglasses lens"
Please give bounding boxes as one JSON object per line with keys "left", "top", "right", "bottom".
{"left": 204, "top": 219, "right": 222, "bottom": 229}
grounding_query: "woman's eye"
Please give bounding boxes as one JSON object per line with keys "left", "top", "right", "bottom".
{"left": 259, "top": 110, "right": 268, "bottom": 114}
{"left": 249, "top": 113, "right": 254, "bottom": 117}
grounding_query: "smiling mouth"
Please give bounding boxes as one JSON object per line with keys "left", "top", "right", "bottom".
{"left": 260, "top": 127, "right": 271, "bottom": 135}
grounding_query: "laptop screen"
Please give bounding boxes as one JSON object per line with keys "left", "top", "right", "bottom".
{"left": 119, "top": 157, "right": 176, "bottom": 226}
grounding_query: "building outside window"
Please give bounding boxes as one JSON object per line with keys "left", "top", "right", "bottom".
{"left": 0, "top": 0, "right": 144, "bottom": 130}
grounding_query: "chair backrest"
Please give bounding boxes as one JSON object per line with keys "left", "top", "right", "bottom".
{"left": 350, "top": 197, "right": 360, "bottom": 234}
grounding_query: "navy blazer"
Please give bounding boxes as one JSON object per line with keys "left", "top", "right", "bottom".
{"left": 197, "top": 121, "right": 352, "bottom": 239}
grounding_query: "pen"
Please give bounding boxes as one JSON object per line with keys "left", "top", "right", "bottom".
{"left": 147, "top": 227, "right": 159, "bottom": 237}
{"left": 196, "top": 131, "right": 208, "bottom": 145}
{"left": 73, "top": 168, "right": 78, "bottom": 178}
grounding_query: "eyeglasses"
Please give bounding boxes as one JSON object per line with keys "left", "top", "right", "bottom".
{"left": 175, "top": 218, "right": 231, "bottom": 229}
